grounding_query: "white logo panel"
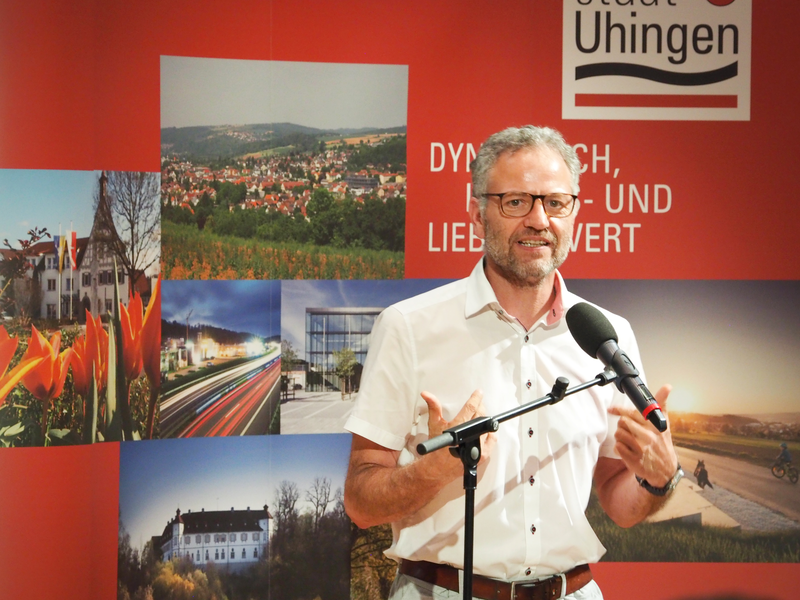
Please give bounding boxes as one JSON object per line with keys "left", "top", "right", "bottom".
{"left": 562, "top": 0, "right": 751, "bottom": 121}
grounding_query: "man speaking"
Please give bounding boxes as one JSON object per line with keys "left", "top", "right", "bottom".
{"left": 343, "top": 125, "right": 680, "bottom": 600}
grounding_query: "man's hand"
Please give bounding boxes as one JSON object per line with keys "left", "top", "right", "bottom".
{"left": 420, "top": 389, "right": 496, "bottom": 479}
{"left": 608, "top": 384, "right": 678, "bottom": 487}
{"left": 344, "top": 389, "right": 495, "bottom": 529}
{"left": 594, "top": 384, "right": 680, "bottom": 528}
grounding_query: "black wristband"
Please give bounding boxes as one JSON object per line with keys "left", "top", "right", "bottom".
{"left": 635, "top": 463, "right": 684, "bottom": 497}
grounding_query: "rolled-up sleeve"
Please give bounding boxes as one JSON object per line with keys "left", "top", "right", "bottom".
{"left": 345, "top": 306, "right": 420, "bottom": 451}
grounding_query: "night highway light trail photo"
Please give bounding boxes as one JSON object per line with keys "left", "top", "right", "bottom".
{"left": 158, "top": 280, "right": 281, "bottom": 437}
{"left": 160, "top": 350, "right": 280, "bottom": 437}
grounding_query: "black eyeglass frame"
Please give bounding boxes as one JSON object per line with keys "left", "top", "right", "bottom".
{"left": 481, "top": 192, "right": 578, "bottom": 219}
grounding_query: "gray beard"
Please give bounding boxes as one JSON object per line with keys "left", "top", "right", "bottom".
{"left": 483, "top": 222, "right": 571, "bottom": 288}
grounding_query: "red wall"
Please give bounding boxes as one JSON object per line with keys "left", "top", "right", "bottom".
{"left": 1, "top": 1, "right": 799, "bottom": 598}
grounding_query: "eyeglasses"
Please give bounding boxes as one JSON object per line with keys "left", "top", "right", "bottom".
{"left": 482, "top": 192, "right": 577, "bottom": 219}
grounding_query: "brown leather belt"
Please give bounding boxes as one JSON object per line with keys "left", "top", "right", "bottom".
{"left": 399, "top": 560, "right": 592, "bottom": 600}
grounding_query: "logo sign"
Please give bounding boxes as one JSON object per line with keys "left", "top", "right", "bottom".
{"left": 562, "top": 0, "right": 751, "bottom": 121}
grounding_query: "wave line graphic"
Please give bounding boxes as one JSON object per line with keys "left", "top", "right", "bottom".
{"left": 575, "top": 62, "right": 738, "bottom": 86}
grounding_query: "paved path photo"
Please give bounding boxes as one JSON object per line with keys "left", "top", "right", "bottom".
{"left": 677, "top": 446, "right": 800, "bottom": 528}
{"left": 279, "top": 391, "right": 355, "bottom": 434}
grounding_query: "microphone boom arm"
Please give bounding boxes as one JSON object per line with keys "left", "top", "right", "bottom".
{"left": 415, "top": 370, "right": 618, "bottom": 600}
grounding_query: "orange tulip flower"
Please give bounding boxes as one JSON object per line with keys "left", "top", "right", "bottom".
{"left": 120, "top": 292, "right": 144, "bottom": 382}
{"left": 0, "top": 326, "right": 44, "bottom": 404}
{"left": 141, "top": 275, "right": 161, "bottom": 388}
{"left": 71, "top": 311, "right": 108, "bottom": 397}
{"left": 70, "top": 335, "right": 89, "bottom": 397}
{"left": 0, "top": 326, "right": 17, "bottom": 382}
{"left": 142, "top": 275, "right": 161, "bottom": 439}
{"left": 20, "top": 325, "right": 73, "bottom": 436}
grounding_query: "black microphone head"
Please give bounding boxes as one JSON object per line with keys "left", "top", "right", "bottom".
{"left": 565, "top": 302, "right": 618, "bottom": 358}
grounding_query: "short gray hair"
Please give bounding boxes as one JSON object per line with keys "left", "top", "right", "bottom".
{"left": 471, "top": 125, "right": 582, "bottom": 210}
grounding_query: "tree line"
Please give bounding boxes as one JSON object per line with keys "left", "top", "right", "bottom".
{"left": 162, "top": 187, "right": 405, "bottom": 253}
{"left": 346, "top": 135, "right": 406, "bottom": 172}
{"left": 161, "top": 320, "right": 266, "bottom": 347}
{"left": 117, "top": 477, "right": 351, "bottom": 600}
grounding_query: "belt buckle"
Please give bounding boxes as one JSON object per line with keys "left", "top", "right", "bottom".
{"left": 510, "top": 573, "right": 566, "bottom": 600}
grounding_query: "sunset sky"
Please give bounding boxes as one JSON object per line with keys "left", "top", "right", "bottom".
{"left": 566, "top": 279, "right": 800, "bottom": 416}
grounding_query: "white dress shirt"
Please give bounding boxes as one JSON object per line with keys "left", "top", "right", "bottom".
{"left": 345, "top": 259, "right": 644, "bottom": 581}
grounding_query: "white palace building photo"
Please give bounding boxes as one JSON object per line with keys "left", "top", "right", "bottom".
{"left": 158, "top": 506, "right": 272, "bottom": 572}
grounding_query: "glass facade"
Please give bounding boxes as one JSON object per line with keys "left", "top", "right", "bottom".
{"left": 305, "top": 307, "right": 382, "bottom": 392}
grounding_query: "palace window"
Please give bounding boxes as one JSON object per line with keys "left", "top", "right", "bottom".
{"left": 82, "top": 272, "right": 91, "bottom": 287}
{"left": 215, "top": 550, "right": 219, "bottom": 560}
{"left": 221, "top": 549, "right": 225, "bottom": 560}
{"left": 205, "top": 534, "right": 210, "bottom": 543}
{"left": 205, "top": 550, "right": 209, "bottom": 560}
{"left": 46, "top": 304, "right": 57, "bottom": 318}
{"left": 196, "top": 535, "right": 201, "bottom": 544}
{"left": 241, "top": 533, "right": 247, "bottom": 542}
{"left": 253, "top": 532, "right": 259, "bottom": 541}
{"left": 105, "top": 299, "right": 113, "bottom": 313}
{"left": 231, "top": 533, "right": 236, "bottom": 542}
{"left": 185, "top": 535, "right": 191, "bottom": 544}
{"left": 241, "top": 549, "right": 246, "bottom": 559}
{"left": 47, "top": 279, "right": 56, "bottom": 291}
{"left": 254, "top": 548, "right": 258, "bottom": 558}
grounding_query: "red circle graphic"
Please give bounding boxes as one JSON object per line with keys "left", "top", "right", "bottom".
{"left": 707, "top": 0, "right": 735, "bottom": 6}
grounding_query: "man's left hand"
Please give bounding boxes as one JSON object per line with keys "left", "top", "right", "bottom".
{"left": 608, "top": 384, "right": 678, "bottom": 488}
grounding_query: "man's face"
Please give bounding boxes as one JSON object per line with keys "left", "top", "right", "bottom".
{"left": 469, "top": 146, "right": 578, "bottom": 287}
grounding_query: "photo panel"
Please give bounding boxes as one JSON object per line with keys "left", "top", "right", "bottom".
{"left": 279, "top": 278, "right": 451, "bottom": 435}
{"left": 158, "top": 279, "right": 281, "bottom": 438}
{"left": 0, "top": 168, "right": 160, "bottom": 446}
{"left": 160, "top": 57, "right": 409, "bottom": 280}
{"left": 565, "top": 279, "right": 800, "bottom": 561}
{"left": 118, "top": 433, "right": 352, "bottom": 600}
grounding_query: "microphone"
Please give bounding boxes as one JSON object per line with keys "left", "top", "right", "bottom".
{"left": 565, "top": 302, "right": 667, "bottom": 432}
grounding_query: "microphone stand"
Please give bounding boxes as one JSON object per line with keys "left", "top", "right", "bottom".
{"left": 416, "top": 370, "right": 617, "bottom": 600}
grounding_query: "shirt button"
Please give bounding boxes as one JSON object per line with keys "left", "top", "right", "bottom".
{"left": 526, "top": 380, "right": 531, "bottom": 389}
{"left": 530, "top": 525, "right": 536, "bottom": 534}
{"left": 528, "top": 428, "right": 533, "bottom": 437}
{"left": 524, "top": 335, "right": 529, "bottom": 342}
{"left": 525, "top": 568, "right": 532, "bottom": 576}
{"left": 529, "top": 476, "right": 535, "bottom": 485}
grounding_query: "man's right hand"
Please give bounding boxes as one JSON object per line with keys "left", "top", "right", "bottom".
{"left": 420, "top": 389, "right": 495, "bottom": 479}
{"left": 344, "top": 389, "right": 495, "bottom": 529}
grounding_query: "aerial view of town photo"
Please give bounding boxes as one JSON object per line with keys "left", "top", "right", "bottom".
{"left": 160, "top": 57, "right": 408, "bottom": 280}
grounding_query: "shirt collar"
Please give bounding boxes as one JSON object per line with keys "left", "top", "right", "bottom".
{"left": 464, "top": 259, "right": 567, "bottom": 327}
